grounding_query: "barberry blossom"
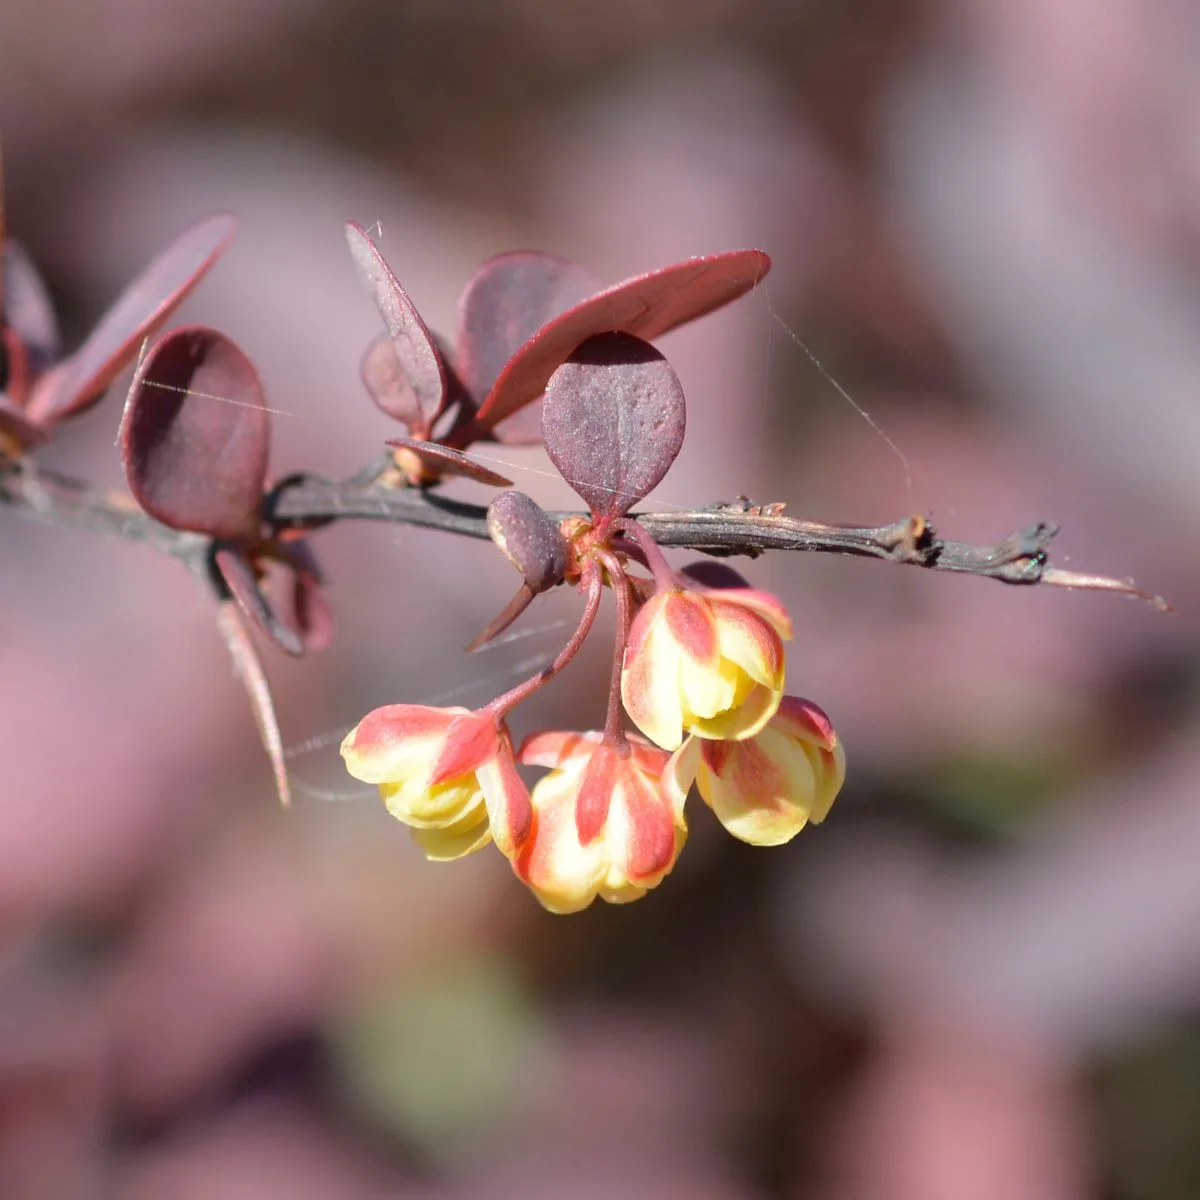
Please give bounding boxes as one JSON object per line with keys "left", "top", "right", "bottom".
{"left": 621, "top": 586, "right": 792, "bottom": 751}
{"left": 513, "top": 731, "right": 687, "bottom": 914}
{"left": 669, "top": 696, "right": 845, "bottom": 846}
{"left": 340, "top": 705, "right": 531, "bottom": 861}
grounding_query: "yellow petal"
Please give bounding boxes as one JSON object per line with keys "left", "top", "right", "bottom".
{"left": 409, "top": 812, "right": 493, "bottom": 861}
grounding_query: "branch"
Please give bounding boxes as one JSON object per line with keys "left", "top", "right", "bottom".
{"left": 1, "top": 458, "right": 1170, "bottom": 610}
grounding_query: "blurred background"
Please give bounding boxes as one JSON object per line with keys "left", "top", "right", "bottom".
{"left": 2, "top": 1, "right": 1198, "bottom": 1196}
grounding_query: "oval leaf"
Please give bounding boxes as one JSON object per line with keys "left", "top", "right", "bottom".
{"left": 121, "top": 326, "right": 269, "bottom": 538}
{"left": 346, "top": 222, "right": 446, "bottom": 432}
{"left": 28, "top": 213, "right": 236, "bottom": 426}
{"left": 3, "top": 241, "right": 60, "bottom": 380}
{"left": 473, "top": 248, "right": 769, "bottom": 433}
{"left": 383, "top": 437, "right": 513, "bottom": 487}
{"left": 455, "top": 251, "right": 599, "bottom": 405}
{"left": 486, "top": 489, "right": 568, "bottom": 592}
{"left": 541, "top": 332, "right": 685, "bottom": 519}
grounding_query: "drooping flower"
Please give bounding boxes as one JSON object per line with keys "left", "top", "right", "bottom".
{"left": 620, "top": 586, "right": 792, "bottom": 751}
{"left": 340, "top": 705, "right": 531, "bottom": 860}
{"left": 513, "top": 731, "right": 687, "bottom": 914}
{"left": 668, "top": 696, "right": 845, "bottom": 846}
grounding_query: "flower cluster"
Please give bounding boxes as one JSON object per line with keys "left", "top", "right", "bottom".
{"left": 340, "top": 236, "right": 846, "bottom": 913}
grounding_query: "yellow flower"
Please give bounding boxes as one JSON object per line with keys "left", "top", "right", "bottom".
{"left": 669, "top": 695, "right": 845, "bottom": 846}
{"left": 513, "top": 731, "right": 687, "bottom": 913}
{"left": 620, "top": 586, "right": 792, "bottom": 751}
{"left": 340, "top": 705, "right": 531, "bottom": 860}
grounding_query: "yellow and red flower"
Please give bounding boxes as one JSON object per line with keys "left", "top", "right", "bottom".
{"left": 340, "top": 705, "right": 531, "bottom": 860}
{"left": 513, "top": 731, "right": 687, "bottom": 913}
{"left": 669, "top": 695, "right": 845, "bottom": 846}
{"left": 621, "top": 586, "right": 792, "bottom": 751}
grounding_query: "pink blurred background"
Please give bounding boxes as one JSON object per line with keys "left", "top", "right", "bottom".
{"left": 2, "top": 2, "right": 1198, "bottom": 1197}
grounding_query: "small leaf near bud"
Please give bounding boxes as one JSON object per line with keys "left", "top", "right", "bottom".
{"left": 486, "top": 490, "right": 568, "bottom": 594}
{"left": 541, "top": 333, "right": 685, "bottom": 521}
{"left": 345, "top": 222, "right": 446, "bottom": 434}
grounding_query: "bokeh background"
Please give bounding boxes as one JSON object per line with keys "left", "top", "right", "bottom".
{"left": 2, "top": 2, "right": 1198, "bottom": 1196}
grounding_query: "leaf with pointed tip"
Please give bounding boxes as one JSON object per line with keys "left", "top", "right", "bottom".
{"left": 455, "top": 252, "right": 598, "bottom": 407}
{"left": 3, "top": 241, "right": 60, "bottom": 380}
{"left": 216, "top": 600, "right": 292, "bottom": 807}
{"left": 541, "top": 332, "right": 686, "bottom": 519}
{"left": 121, "top": 326, "right": 269, "bottom": 539}
{"left": 473, "top": 249, "right": 770, "bottom": 434}
{"left": 216, "top": 548, "right": 305, "bottom": 657}
{"left": 346, "top": 222, "right": 446, "bottom": 432}
{"left": 27, "top": 213, "right": 236, "bottom": 426}
{"left": 384, "top": 437, "right": 513, "bottom": 487}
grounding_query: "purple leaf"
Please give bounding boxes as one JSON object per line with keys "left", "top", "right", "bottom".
{"left": 473, "top": 249, "right": 770, "bottom": 434}
{"left": 121, "top": 326, "right": 269, "bottom": 539}
{"left": 3, "top": 241, "right": 60, "bottom": 380}
{"left": 291, "top": 565, "right": 336, "bottom": 653}
{"left": 455, "top": 252, "right": 598, "bottom": 405}
{"left": 27, "top": 213, "right": 236, "bottom": 426}
{"left": 383, "top": 437, "right": 513, "bottom": 487}
{"left": 215, "top": 548, "right": 305, "bottom": 657}
{"left": 0, "top": 393, "right": 46, "bottom": 451}
{"left": 541, "top": 332, "right": 686, "bottom": 520}
{"left": 346, "top": 222, "right": 446, "bottom": 433}
{"left": 275, "top": 537, "right": 335, "bottom": 653}
{"left": 486, "top": 490, "right": 568, "bottom": 593}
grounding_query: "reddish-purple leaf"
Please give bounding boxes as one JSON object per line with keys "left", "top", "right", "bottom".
{"left": 291, "top": 566, "right": 335, "bottom": 653}
{"left": 0, "top": 393, "right": 46, "bottom": 451}
{"left": 384, "top": 437, "right": 513, "bottom": 487}
{"left": 27, "top": 213, "right": 236, "bottom": 426}
{"left": 541, "top": 332, "right": 686, "bottom": 519}
{"left": 3, "top": 241, "right": 60, "bottom": 380}
{"left": 276, "top": 538, "right": 335, "bottom": 653}
{"left": 486, "top": 489, "right": 568, "bottom": 593}
{"left": 216, "top": 548, "right": 306, "bottom": 658}
{"left": 455, "top": 252, "right": 598, "bottom": 405}
{"left": 473, "top": 249, "right": 770, "bottom": 433}
{"left": 121, "top": 326, "right": 269, "bottom": 539}
{"left": 346, "top": 222, "right": 446, "bottom": 432}
{"left": 215, "top": 600, "right": 292, "bottom": 807}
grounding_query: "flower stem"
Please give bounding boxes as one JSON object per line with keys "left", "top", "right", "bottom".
{"left": 615, "top": 518, "right": 677, "bottom": 591}
{"left": 595, "top": 548, "right": 632, "bottom": 752}
{"left": 486, "top": 559, "right": 603, "bottom": 720}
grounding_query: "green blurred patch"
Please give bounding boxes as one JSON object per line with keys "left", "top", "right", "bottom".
{"left": 911, "top": 752, "right": 1067, "bottom": 843}
{"left": 1091, "top": 1023, "right": 1200, "bottom": 1200}
{"left": 328, "top": 952, "right": 550, "bottom": 1164}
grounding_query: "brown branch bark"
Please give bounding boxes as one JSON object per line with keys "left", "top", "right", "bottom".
{"left": 0, "top": 458, "right": 1170, "bottom": 610}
